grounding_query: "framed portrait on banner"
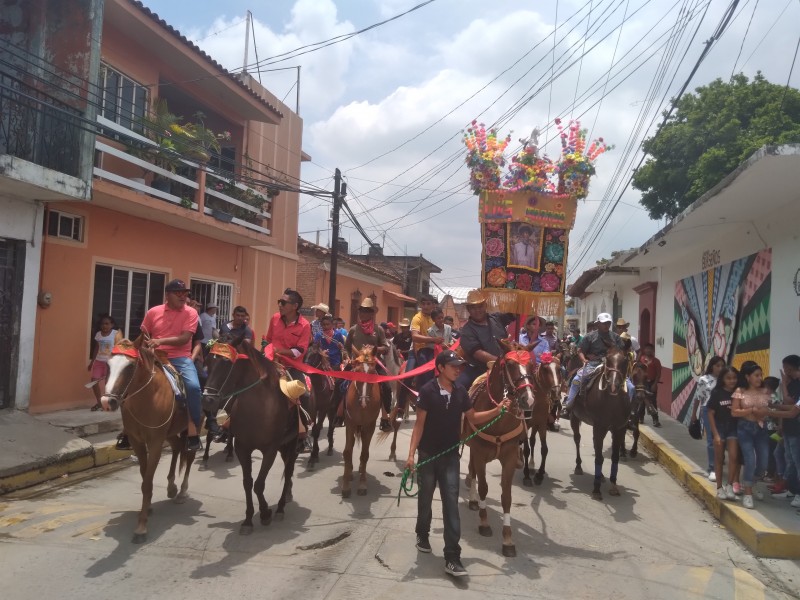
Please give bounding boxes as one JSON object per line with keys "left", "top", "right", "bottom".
{"left": 507, "top": 223, "right": 543, "bottom": 271}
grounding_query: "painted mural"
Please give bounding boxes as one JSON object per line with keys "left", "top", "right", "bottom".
{"left": 672, "top": 248, "right": 771, "bottom": 423}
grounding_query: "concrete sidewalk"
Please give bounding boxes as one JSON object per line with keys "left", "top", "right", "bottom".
{"left": 636, "top": 413, "right": 800, "bottom": 558}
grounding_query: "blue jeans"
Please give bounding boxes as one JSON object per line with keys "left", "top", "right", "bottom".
{"left": 701, "top": 405, "right": 715, "bottom": 473}
{"left": 784, "top": 434, "right": 800, "bottom": 495}
{"left": 415, "top": 348, "right": 436, "bottom": 389}
{"left": 415, "top": 450, "right": 461, "bottom": 561}
{"left": 565, "top": 364, "right": 634, "bottom": 408}
{"left": 169, "top": 356, "right": 202, "bottom": 428}
{"left": 737, "top": 420, "right": 769, "bottom": 487}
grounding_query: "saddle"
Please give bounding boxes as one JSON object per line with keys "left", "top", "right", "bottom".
{"left": 577, "top": 364, "right": 604, "bottom": 400}
{"left": 153, "top": 351, "right": 187, "bottom": 402}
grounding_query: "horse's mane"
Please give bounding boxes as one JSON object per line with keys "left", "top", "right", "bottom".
{"left": 236, "top": 339, "right": 280, "bottom": 385}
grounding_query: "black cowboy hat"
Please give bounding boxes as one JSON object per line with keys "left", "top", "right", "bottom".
{"left": 688, "top": 419, "right": 703, "bottom": 440}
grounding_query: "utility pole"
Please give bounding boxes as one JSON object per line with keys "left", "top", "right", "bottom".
{"left": 328, "top": 168, "right": 345, "bottom": 314}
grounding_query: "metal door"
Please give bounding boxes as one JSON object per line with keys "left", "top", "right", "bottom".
{"left": 0, "top": 238, "right": 24, "bottom": 408}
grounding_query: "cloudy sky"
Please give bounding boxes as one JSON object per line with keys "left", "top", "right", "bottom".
{"left": 146, "top": 0, "right": 798, "bottom": 290}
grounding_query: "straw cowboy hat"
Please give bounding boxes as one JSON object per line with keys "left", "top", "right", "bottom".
{"left": 465, "top": 290, "right": 487, "bottom": 306}
{"left": 279, "top": 378, "right": 307, "bottom": 402}
{"left": 311, "top": 303, "right": 330, "bottom": 314}
{"left": 359, "top": 297, "right": 376, "bottom": 311}
{"left": 615, "top": 317, "right": 630, "bottom": 327}
{"left": 398, "top": 318, "right": 411, "bottom": 327}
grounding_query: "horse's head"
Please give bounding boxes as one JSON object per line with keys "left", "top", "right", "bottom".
{"left": 629, "top": 362, "right": 649, "bottom": 425}
{"left": 493, "top": 338, "right": 536, "bottom": 411}
{"left": 601, "top": 348, "right": 628, "bottom": 396}
{"left": 202, "top": 334, "right": 260, "bottom": 413}
{"left": 102, "top": 336, "right": 146, "bottom": 411}
{"left": 536, "top": 352, "right": 562, "bottom": 407}
{"left": 352, "top": 345, "right": 377, "bottom": 374}
{"left": 307, "top": 345, "right": 332, "bottom": 371}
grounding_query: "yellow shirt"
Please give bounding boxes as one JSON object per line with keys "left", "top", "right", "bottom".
{"left": 411, "top": 311, "right": 435, "bottom": 352}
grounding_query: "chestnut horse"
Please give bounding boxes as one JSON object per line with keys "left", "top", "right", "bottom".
{"left": 201, "top": 338, "right": 298, "bottom": 534}
{"left": 305, "top": 345, "right": 336, "bottom": 467}
{"left": 464, "top": 339, "right": 535, "bottom": 557}
{"left": 341, "top": 345, "right": 382, "bottom": 498}
{"left": 569, "top": 348, "right": 631, "bottom": 500}
{"left": 521, "top": 354, "right": 562, "bottom": 486}
{"left": 102, "top": 336, "right": 196, "bottom": 544}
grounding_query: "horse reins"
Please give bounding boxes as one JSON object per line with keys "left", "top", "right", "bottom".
{"left": 111, "top": 354, "right": 175, "bottom": 430}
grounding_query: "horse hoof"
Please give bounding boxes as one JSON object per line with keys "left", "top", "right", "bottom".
{"left": 260, "top": 510, "right": 272, "bottom": 525}
{"left": 276, "top": 511, "right": 285, "bottom": 521}
{"left": 533, "top": 474, "right": 544, "bottom": 486}
{"left": 575, "top": 466, "right": 583, "bottom": 475}
{"left": 326, "top": 447, "right": 333, "bottom": 456}
{"left": 609, "top": 486, "right": 621, "bottom": 497}
{"left": 342, "top": 489, "right": 351, "bottom": 498}
{"left": 630, "top": 450, "right": 638, "bottom": 459}
{"left": 239, "top": 525, "right": 253, "bottom": 536}
{"left": 592, "top": 491, "right": 603, "bottom": 501}
{"left": 166, "top": 485, "right": 177, "bottom": 499}
{"left": 389, "top": 453, "right": 396, "bottom": 461}
{"left": 173, "top": 493, "right": 188, "bottom": 504}
{"left": 132, "top": 532, "right": 147, "bottom": 544}
{"left": 479, "top": 525, "right": 493, "bottom": 537}
{"left": 522, "top": 477, "right": 532, "bottom": 486}
{"left": 357, "top": 488, "right": 367, "bottom": 496}
{"left": 468, "top": 501, "right": 479, "bottom": 511}
{"left": 502, "top": 544, "right": 517, "bottom": 557}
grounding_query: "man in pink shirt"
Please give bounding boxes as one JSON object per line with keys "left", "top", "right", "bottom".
{"left": 140, "top": 279, "right": 202, "bottom": 451}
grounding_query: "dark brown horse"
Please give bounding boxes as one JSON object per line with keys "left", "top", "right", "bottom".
{"left": 101, "top": 336, "right": 196, "bottom": 543}
{"left": 305, "top": 345, "right": 336, "bottom": 467}
{"left": 569, "top": 348, "right": 631, "bottom": 500}
{"left": 342, "top": 345, "right": 382, "bottom": 498}
{"left": 622, "top": 362, "right": 648, "bottom": 459}
{"left": 464, "top": 339, "right": 535, "bottom": 557}
{"left": 201, "top": 338, "right": 299, "bottom": 534}
{"left": 522, "top": 354, "right": 562, "bottom": 486}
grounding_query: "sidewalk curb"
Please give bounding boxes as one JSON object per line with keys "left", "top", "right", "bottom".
{"left": 638, "top": 426, "right": 800, "bottom": 559}
{"left": 0, "top": 443, "right": 132, "bottom": 495}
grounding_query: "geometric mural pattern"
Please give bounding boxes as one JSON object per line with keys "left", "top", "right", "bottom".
{"left": 672, "top": 249, "right": 772, "bottom": 424}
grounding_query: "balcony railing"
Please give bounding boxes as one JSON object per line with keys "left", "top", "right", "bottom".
{"left": 93, "top": 117, "right": 272, "bottom": 236}
{"left": 0, "top": 71, "right": 83, "bottom": 178}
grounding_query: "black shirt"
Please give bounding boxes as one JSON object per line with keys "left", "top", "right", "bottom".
{"left": 393, "top": 330, "right": 413, "bottom": 355}
{"left": 707, "top": 387, "right": 737, "bottom": 431}
{"left": 783, "top": 379, "right": 800, "bottom": 435}
{"left": 459, "top": 312, "right": 514, "bottom": 368}
{"left": 416, "top": 378, "right": 472, "bottom": 456}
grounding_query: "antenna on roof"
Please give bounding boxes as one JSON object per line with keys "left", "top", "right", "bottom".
{"left": 242, "top": 10, "right": 252, "bottom": 74}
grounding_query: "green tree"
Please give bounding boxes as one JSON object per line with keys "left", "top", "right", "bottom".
{"left": 632, "top": 73, "right": 800, "bottom": 219}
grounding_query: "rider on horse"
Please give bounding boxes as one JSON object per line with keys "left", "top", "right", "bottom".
{"left": 561, "top": 312, "right": 633, "bottom": 419}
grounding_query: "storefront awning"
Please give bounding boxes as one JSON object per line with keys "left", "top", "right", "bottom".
{"left": 383, "top": 289, "right": 417, "bottom": 303}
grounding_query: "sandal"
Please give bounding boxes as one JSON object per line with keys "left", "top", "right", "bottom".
{"left": 90, "top": 403, "right": 102, "bottom": 411}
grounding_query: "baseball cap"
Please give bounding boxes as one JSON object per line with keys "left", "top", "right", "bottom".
{"left": 165, "top": 279, "right": 190, "bottom": 292}
{"left": 386, "top": 322, "right": 396, "bottom": 329}
{"left": 436, "top": 349, "right": 466, "bottom": 368}
{"left": 596, "top": 312, "right": 613, "bottom": 323}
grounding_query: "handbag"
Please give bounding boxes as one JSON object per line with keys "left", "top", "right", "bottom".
{"left": 688, "top": 419, "right": 703, "bottom": 440}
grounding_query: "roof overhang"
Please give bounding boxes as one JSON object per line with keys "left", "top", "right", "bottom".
{"left": 107, "top": 1, "right": 282, "bottom": 125}
{"left": 624, "top": 144, "right": 800, "bottom": 268}
{"left": 584, "top": 268, "right": 640, "bottom": 293}
{"left": 383, "top": 289, "right": 417, "bottom": 303}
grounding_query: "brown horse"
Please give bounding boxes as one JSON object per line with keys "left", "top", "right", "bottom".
{"left": 522, "top": 354, "right": 562, "bottom": 486}
{"left": 101, "top": 336, "right": 196, "bottom": 544}
{"left": 569, "top": 348, "right": 631, "bottom": 500}
{"left": 201, "top": 338, "right": 299, "bottom": 534}
{"left": 622, "top": 362, "right": 648, "bottom": 459}
{"left": 305, "top": 345, "right": 336, "bottom": 467}
{"left": 341, "top": 345, "right": 382, "bottom": 498}
{"left": 464, "top": 339, "right": 535, "bottom": 557}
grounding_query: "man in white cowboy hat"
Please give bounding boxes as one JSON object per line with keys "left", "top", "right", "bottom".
{"left": 199, "top": 302, "right": 218, "bottom": 344}
{"left": 615, "top": 317, "right": 640, "bottom": 354}
{"left": 309, "top": 302, "right": 330, "bottom": 341}
{"left": 456, "top": 290, "right": 516, "bottom": 390}
{"left": 561, "top": 312, "right": 630, "bottom": 418}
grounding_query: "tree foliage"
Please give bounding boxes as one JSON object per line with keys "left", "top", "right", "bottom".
{"left": 632, "top": 73, "right": 800, "bottom": 219}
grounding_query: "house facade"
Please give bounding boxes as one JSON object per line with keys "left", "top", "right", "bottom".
{"left": 569, "top": 145, "right": 800, "bottom": 421}
{"left": 9, "top": 0, "right": 306, "bottom": 413}
{"left": 296, "top": 238, "right": 415, "bottom": 326}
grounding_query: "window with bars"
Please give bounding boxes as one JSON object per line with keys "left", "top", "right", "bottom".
{"left": 189, "top": 279, "right": 233, "bottom": 330}
{"left": 46, "top": 209, "right": 84, "bottom": 242}
{"left": 91, "top": 264, "right": 166, "bottom": 340}
{"left": 99, "top": 63, "right": 148, "bottom": 133}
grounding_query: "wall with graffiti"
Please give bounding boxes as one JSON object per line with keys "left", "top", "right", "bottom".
{"left": 671, "top": 248, "right": 772, "bottom": 423}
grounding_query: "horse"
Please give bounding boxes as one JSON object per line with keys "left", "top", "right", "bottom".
{"left": 201, "top": 430, "right": 234, "bottom": 464}
{"left": 384, "top": 338, "right": 415, "bottom": 461}
{"left": 622, "top": 362, "right": 648, "bottom": 459}
{"left": 305, "top": 345, "right": 337, "bottom": 467}
{"left": 521, "top": 354, "right": 562, "bottom": 486}
{"left": 568, "top": 348, "right": 631, "bottom": 500}
{"left": 201, "top": 337, "right": 299, "bottom": 534}
{"left": 464, "top": 339, "right": 535, "bottom": 557}
{"left": 341, "top": 345, "right": 382, "bottom": 498}
{"left": 101, "top": 336, "right": 196, "bottom": 544}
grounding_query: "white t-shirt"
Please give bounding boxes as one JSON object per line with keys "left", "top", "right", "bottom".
{"left": 94, "top": 330, "right": 118, "bottom": 363}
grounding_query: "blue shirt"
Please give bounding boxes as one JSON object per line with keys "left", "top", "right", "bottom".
{"left": 313, "top": 330, "right": 346, "bottom": 369}
{"left": 518, "top": 333, "right": 550, "bottom": 364}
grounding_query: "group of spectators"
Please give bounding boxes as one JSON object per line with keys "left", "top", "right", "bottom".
{"left": 690, "top": 354, "right": 800, "bottom": 511}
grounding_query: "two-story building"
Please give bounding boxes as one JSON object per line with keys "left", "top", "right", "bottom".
{"left": 3, "top": 0, "right": 307, "bottom": 413}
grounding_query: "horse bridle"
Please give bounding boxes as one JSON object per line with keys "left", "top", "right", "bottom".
{"left": 534, "top": 360, "right": 561, "bottom": 407}
{"left": 598, "top": 360, "right": 627, "bottom": 394}
{"left": 105, "top": 352, "right": 173, "bottom": 430}
{"left": 203, "top": 343, "right": 259, "bottom": 411}
{"left": 487, "top": 353, "right": 535, "bottom": 419}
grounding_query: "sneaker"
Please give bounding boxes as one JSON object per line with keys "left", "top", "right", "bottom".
{"left": 707, "top": 471, "right": 716, "bottom": 483}
{"left": 791, "top": 496, "right": 800, "bottom": 509}
{"left": 769, "top": 481, "right": 787, "bottom": 494}
{"left": 716, "top": 487, "right": 727, "bottom": 500}
{"left": 445, "top": 558, "right": 467, "bottom": 577}
{"left": 115, "top": 433, "right": 131, "bottom": 450}
{"left": 742, "top": 495, "right": 754, "bottom": 509}
{"left": 379, "top": 418, "right": 391, "bottom": 432}
{"left": 772, "top": 490, "right": 792, "bottom": 499}
{"left": 186, "top": 435, "right": 203, "bottom": 452}
{"left": 724, "top": 484, "right": 737, "bottom": 500}
{"left": 415, "top": 535, "right": 432, "bottom": 553}
{"left": 732, "top": 482, "right": 742, "bottom": 495}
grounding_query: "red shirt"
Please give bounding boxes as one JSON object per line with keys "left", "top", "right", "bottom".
{"left": 640, "top": 355, "right": 662, "bottom": 383}
{"left": 140, "top": 303, "right": 198, "bottom": 359}
{"left": 266, "top": 312, "right": 311, "bottom": 358}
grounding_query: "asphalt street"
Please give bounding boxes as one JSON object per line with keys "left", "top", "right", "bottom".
{"left": 1, "top": 419, "right": 799, "bottom": 600}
